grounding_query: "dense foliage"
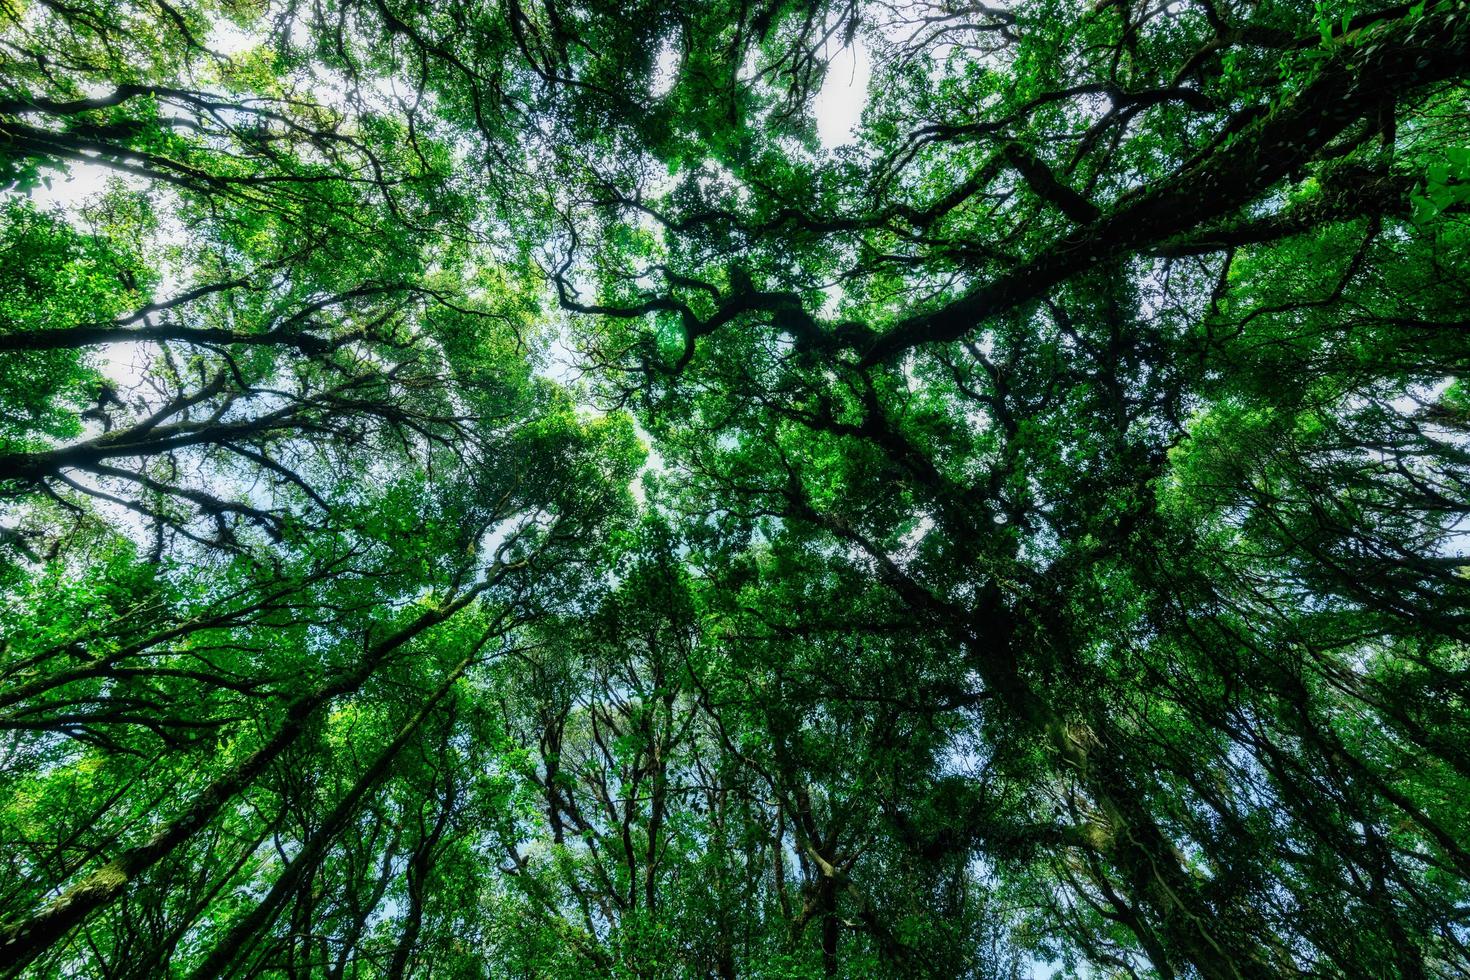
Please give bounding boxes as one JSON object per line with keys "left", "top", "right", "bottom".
{"left": 2, "top": 0, "right": 1469, "bottom": 976}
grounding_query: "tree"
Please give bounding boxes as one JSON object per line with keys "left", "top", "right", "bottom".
{"left": 3, "top": 0, "right": 1470, "bottom": 976}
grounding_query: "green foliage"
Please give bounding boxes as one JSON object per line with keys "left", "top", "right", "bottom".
{"left": 0, "top": 202, "right": 136, "bottom": 448}
{"left": 2, "top": 0, "right": 1470, "bottom": 977}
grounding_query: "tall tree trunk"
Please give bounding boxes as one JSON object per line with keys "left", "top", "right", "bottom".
{"left": 187, "top": 639, "right": 486, "bottom": 980}
{"left": 0, "top": 583, "right": 488, "bottom": 976}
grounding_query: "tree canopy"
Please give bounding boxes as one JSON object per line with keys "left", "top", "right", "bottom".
{"left": 2, "top": 0, "right": 1469, "bottom": 976}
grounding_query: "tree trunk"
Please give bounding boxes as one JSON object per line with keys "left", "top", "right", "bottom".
{"left": 0, "top": 583, "right": 487, "bottom": 976}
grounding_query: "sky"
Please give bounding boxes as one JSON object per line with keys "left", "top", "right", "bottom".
{"left": 814, "top": 38, "right": 872, "bottom": 148}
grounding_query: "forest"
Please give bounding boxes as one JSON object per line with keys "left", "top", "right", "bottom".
{"left": 1, "top": 0, "right": 1468, "bottom": 976}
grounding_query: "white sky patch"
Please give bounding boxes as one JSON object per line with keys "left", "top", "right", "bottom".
{"left": 813, "top": 40, "right": 870, "bottom": 149}
{"left": 650, "top": 39, "right": 680, "bottom": 99}
{"left": 629, "top": 428, "right": 665, "bottom": 506}
{"left": 97, "top": 341, "right": 150, "bottom": 394}
{"left": 819, "top": 281, "right": 845, "bottom": 315}
{"left": 891, "top": 513, "right": 934, "bottom": 570}
{"left": 1390, "top": 375, "right": 1453, "bottom": 415}
{"left": 20, "top": 160, "right": 115, "bottom": 214}
{"left": 540, "top": 334, "right": 583, "bottom": 385}
{"left": 208, "top": 20, "right": 263, "bottom": 57}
